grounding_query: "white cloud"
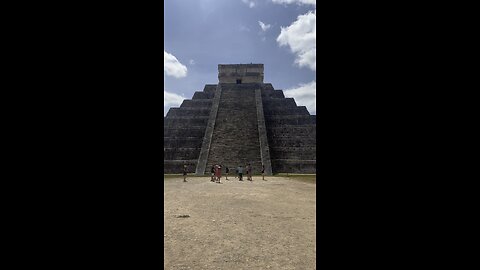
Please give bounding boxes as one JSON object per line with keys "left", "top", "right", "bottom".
{"left": 284, "top": 80, "right": 316, "bottom": 114}
{"left": 164, "top": 90, "right": 185, "bottom": 116}
{"left": 277, "top": 10, "right": 316, "bottom": 71}
{"left": 189, "top": 59, "right": 195, "bottom": 65}
{"left": 164, "top": 51, "right": 187, "bottom": 78}
{"left": 271, "top": 0, "right": 316, "bottom": 5}
{"left": 242, "top": 0, "right": 256, "bottom": 8}
{"left": 258, "top": 21, "right": 271, "bottom": 32}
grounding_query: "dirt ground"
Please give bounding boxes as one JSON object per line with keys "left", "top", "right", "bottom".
{"left": 164, "top": 175, "right": 316, "bottom": 270}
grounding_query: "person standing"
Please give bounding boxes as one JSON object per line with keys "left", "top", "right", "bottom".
{"left": 237, "top": 165, "right": 243, "bottom": 181}
{"left": 215, "top": 164, "right": 222, "bottom": 183}
{"left": 183, "top": 164, "right": 188, "bottom": 182}
{"left": 210, "top": 165, "right": 215, "bottom": 182}
{"left": 261, "top": 164, "right": 265, "bottom": 181}
{"left": 225, "top": 166, "right": 229, "bottom": 180}
{"left": 247, "top": 163, "right": 253, "bottom": 181}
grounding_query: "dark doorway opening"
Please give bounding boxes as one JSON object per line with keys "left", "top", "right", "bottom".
{"left": 236, "top": 79, "right": 242, "bottom": 84}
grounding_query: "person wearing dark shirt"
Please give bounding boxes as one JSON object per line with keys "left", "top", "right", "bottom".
{"left": 261, "top": 164, "right": 265, "bottom": 181}
{"left": 183, "top": 165, "right": 188, "bottom": 182}
{"left": 210, "top": 165, "right": 215, "bottom": 182}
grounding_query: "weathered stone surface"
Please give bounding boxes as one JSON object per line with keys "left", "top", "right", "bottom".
{"left": 255, "top": 88, "right": 273, "bottom": 175}
{"left": 218, "top": 64, "right": 264, "bottom": 84}
{"left": 263, "top": 107, "right": 309, "bottom": 116}
{"left": 261, "top": 82, "right": 316, "bottom": 173}
{"left": 166, "top": 107, "right": 211, "bottom": 117}
{"left": 164, "top": 64, "right": 316, "bottom": 174}
{"left": 164, "top": 127, "right": 206, "bottom": 138}
{"left": 163, "top": 86, "right": 214, "bottom": 173}
{"left": 164, "top": 148, "right": 201, "bottom": 160}
{"left": 195, "top": 85, "right": 222, "bottom": 175}
{"left": 264, "top": 115, "right": 316, "bottom": 125}
{"left": 204, "top": 83, "right": 264, "bottom": 174}
{"left": 164, "top": 117, "right": 209, "bottom": 127}
{"left": 192, "top": 92, "right": 210, "bottom": 99}
{"left": 270, "top": 159, "right": 317, "bottom": 173}
{"left": 267, "top": 126, "right": 316, "bottom": 137}
{"left": 179, "top": 99, "right": 213, "bottom": 108}
{"left": 164, "top": 137, "right": 204, "bottom": 148}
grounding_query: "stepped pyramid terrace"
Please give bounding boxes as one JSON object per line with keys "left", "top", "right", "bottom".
{"left": 164, "top": 64, "right": 316, "bottom": 175}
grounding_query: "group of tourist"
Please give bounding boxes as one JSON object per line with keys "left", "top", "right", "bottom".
{"left": 210, "top": 164, "right": 225, "bottom": 183}
{"left": 235, "top": 164, "right": 251, "bottom": 181}
{"left": 182, "top": 164, "right": 266, "bottom": 182}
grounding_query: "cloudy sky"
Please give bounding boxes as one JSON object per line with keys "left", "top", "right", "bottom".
{"left": 164, "top": 0, "right": 316, "bottom": 115}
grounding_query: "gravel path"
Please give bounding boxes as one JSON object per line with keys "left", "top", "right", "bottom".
{"left": 164, "top": 176, "right": 316, "bottom": 270}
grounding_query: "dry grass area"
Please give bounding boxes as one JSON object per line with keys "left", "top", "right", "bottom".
{"left": 164, "top": 175, "right": 316, "bottom": 270}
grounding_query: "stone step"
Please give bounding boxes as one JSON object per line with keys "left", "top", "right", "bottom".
{"left": 263, "top": 83, "right": 275, "bottom": 90}
{"left": 268, "top": 137, "right": 317, "bottom": 147}
{"left": 269, "top": 147, "right": 316, "bottom": 160}
{"left": 165, "top": 115, "right": 210, "bottom": 119}
{"left": 261, "top": 90, "right": 285, "bottom": 99}
{"left": 166, "top": 107, "right": 211, "bottom": 117}
{"left": 180, "top": 99, "right": 213, "bottom": 108}
{"left": 169, "top": 107, "right": 212, "bottom": 110}
{"left": 164, "top": 159, "right": 198, "bottom": 174}
{"left": 265, "top": 115, "right": 316, "bottom": 119}
{"left": 164, "top": 137, "right": 204, "bottom": 148}
{"left": 266, "top": 125, "right": 316, "bottom": 130}
{"left": 164, "top": 148, "right": 201, "bottom": 160}
{"left": 192, "top": 91, "right": 213, "bottom": 100}
{"left": 271, "top": 159, "right": 316, "bottom": 173}
{"left": 270, "top": 146, "right": 316, "bottom": 152}
{"left": 265, "top": 115, "right": 316, "bottom": 125}
{"left": 164, "top": 127, "right": 207, "bottom": 137}
{"left": 263, "top": 106, "right": 309, "bottom": 116}
{"left": 206, "top": 87, "right": 262, "bottom": 173}
{"left": 263, "top": 98, "right": 297, "bottom": 107}
{"left": 219, "top": 83, "right": 263, "bottom": 90}
{"left": 164, "top": 117, "right": 209, "bottom": 127}
{"left": 203, "top": 84, "right": 217, "bottom": 94}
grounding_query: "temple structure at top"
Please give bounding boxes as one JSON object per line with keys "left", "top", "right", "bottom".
{"left": 164, "top": 64, "right": 316, "bottom": 175}
{"left": 218, "top": 64, "right": 264, "bottom": 84}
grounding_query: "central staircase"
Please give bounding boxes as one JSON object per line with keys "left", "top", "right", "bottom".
{"left": 205, "top": 83, "right": 263, "bottom": 173}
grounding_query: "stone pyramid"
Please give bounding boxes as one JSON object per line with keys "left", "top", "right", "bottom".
{"left": 164, "top": 64, "right": 316, "bottom": 175}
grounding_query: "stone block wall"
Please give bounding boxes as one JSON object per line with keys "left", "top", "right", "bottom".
{"left": 163, "top": 85, "right": 216, "bottom": 174}
{"left": 163, "top": 66, "right": 316, "bottom": 175}
{"left": 218, "top": 64, "right": 264, "bottom": 84}
{"left": 204, "top": 83, "right": 264, "bottom": 174}
{"left": 261, "top": 84, "right": 316, "bottom": 173}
